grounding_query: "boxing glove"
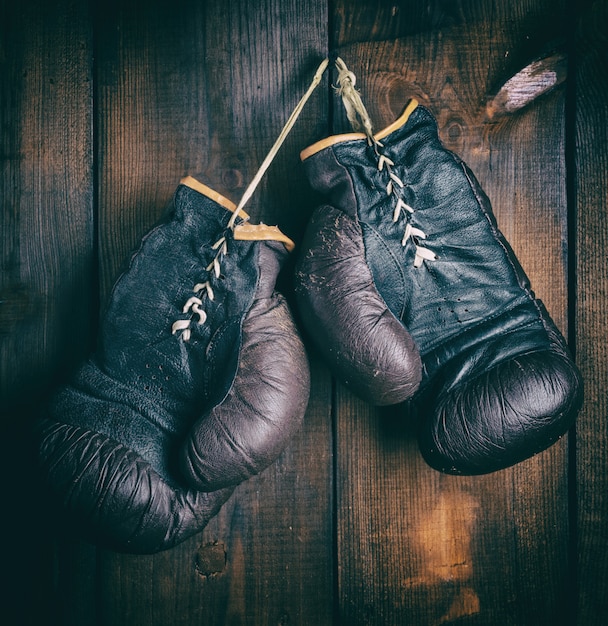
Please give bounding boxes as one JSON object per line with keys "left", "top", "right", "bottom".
{"left": 296, "top": 95, "right": 582, "bottom": 475}
{"left": 36, "top": 176, "right": 309, "bottom": 553}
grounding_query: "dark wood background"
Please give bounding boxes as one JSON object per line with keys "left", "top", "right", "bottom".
{"left": 1, "top": 1, "right": 606, "bottom": 624}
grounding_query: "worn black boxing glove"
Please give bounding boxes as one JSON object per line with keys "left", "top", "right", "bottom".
{"left": 36, "top": 176, "right": 309, "bottom": 553}
{"left": 295, "top": 86, "right": 582, "bottom": 474}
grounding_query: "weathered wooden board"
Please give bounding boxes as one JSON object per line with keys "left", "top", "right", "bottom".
{"left": 2, "top": 0, "right": 607, "bottom": 624}
{"left": 0, "top": 1, "right": 95, "bottom": 624}
{"left": 91, "top": 1, "right": 333, "bottom": 624}
{"left": 574, "top": 1, "right": 608, "bottom": 624}
{"left": 330, "top": 1, "right": 573, "bottom": 623}
{"left": 0, "top": 1, "right": 95, "bottom": 413}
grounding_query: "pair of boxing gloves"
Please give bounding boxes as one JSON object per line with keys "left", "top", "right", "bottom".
{"left": 35, "top": 97, "right": 582, "bottom": 554}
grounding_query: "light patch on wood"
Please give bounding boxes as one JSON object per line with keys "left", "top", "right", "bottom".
{"left": 438, "top": 586, "right": 481, "bottom": 624}
{"left": 405, "top": 489, "right": 481, "bottom": 622}
{"left": 415, "top": 490, "right": 479, "bottom": 582}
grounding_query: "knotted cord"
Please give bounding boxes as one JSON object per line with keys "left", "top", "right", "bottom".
{"left": 333, "top": 56, "right": 436, "bottom": 268}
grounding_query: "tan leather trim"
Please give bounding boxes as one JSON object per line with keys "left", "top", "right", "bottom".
{"left": 374, "top": 98, "right": 419, "bottom": 140}
{"left": 300, "top": 98, "right": 419, "bottom": 160}
{"left": 179, "top": 175, "right": 250, "bottom": 220}
{"left": 180, "top": 176, "right": 293, "bottom": 251}
{"left": 300, "top": 132, "right": 369, "bottom": 159}
{"left": 233, "top": 223, "right": 295, "bottom": 252}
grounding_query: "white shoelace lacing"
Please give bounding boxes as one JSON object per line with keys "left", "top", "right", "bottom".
{"left": 173, "top": 57, "right": 436, "bottom": 341}
{"left": 171, "top": 235, "right": 228, "bottom": 341}
{"left": 172, "top": 58, "right": 330, "bottom": 341}
{"left": 334, "top": 57, "right": 437, "bottom": 268}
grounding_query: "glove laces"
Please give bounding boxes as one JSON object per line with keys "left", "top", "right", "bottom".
{"left": 173, "top": 58, "right": 330, "bottom": 341}
{"left": 334, "top": 57, "right": 437, "bottom": 268}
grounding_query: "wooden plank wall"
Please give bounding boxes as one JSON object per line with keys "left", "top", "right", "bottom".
{"left": 573, "top": 0, "right": 608, "bottom": 622}
{"left": 1, "top": 1, "right": 606, "bottom": 624}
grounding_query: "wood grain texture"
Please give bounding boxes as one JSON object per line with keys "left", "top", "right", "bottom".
{"left": 90, "top": 1, "right": 333, "bottom": 624}
{"left": 96, "top": 0, "right": 329, "bottom": 298}
{"left": 3, "top": 0, "right": 607, "bottom": 624}
{"left": 0, "top": 0, "right": 95, "bottom": 413}
{"left": 0, "top": 1, "right": 95, "bottom": 625}
{"left": 574, "top": 1, "right": 608, "bottom": 623}
{"left": 331, "top": 1, "right": 573, "bottom": 623}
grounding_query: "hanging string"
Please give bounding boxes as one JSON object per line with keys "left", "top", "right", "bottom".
{"left": 228, "top": 57, "right": 330, "bottom": 229}
{"left": 333, "top": 56, "right": 377, "bottom": 146}
{"left": 332, "top": 56, "right": 437, "bottom": 268}
{"left": 173, "top": 57, "right": 330, "bottom": 341}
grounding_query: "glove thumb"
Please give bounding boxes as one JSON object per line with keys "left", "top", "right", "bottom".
{"left": 180, "top": 291, "right": 309, "bottom": 490}
{"left": 295, "top": 205, "right": 422, "bottom": 405}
